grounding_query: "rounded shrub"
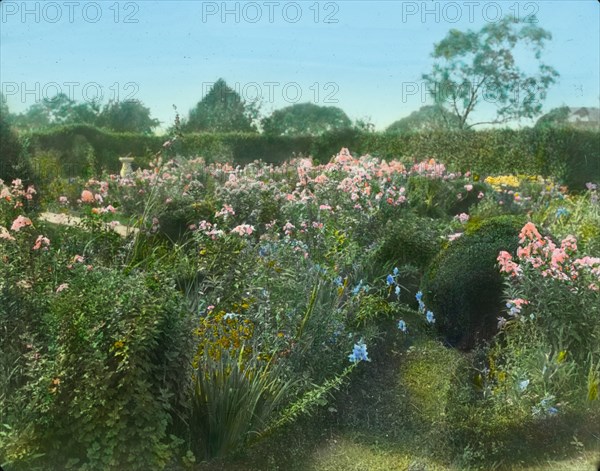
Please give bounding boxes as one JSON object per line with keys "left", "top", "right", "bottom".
{"left": 421, "top": 215, "right": 526, "bottom": 349}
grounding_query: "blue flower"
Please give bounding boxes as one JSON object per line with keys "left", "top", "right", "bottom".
{"left": 352, "top": 280, "right": 364, "bottom": 295}
{"left": 348, "top": 341, "right": 369, "bottom": 363}
{"left": 397, "top": 320, "right": 407, "bottom": 332}
{"left": 555, "top": 207, "right": 569, "bottom": 218}
{"left": 547, "top": 406, "right": 559, "bottom": 415}
{"left": 386, "top": 274, "right": 395, "bottom": 285}
{"left": 334, "top": 276, "right": 343, "bottom": 287}
{"left": 415, "top": 291, "right": 423, "bottom": 302}
{"left": 395, "top": 285, "right": 401, "bottom": 297}
{"left": 426, "top": 310, "right": 435, "bottom": 324}
{"left": 518, "top": 379, "right": 530, "bottom": 392}
{"left": 418, "top": 300, "right": 425, "bottom": 312}
{"left": 393, "top": 267, "right": 399, "bottom": 276}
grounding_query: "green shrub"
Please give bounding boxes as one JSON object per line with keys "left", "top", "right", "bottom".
{"left": 3, "top": 268, "right": 193, "bottom": 470}
{"left": 421, "top": 215, "right": 525, "bottom": 349}
{"left": 0, "top": 114, "right": 32, "bottom": 184}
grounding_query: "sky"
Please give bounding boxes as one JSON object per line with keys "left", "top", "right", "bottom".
{"left": 1, "top": 0, "right": 599, "bottom": 132}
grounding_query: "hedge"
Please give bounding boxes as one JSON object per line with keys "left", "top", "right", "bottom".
{"left": 22, "top": 125, "right": 599, "bottom": 189}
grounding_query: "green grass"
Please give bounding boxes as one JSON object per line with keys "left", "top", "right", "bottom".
{"left": 191, "top": 322, "right": 600, "bottom": 471}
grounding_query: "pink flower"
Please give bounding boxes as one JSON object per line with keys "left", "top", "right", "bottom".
{"left": 319, "top": 204, "right": 332, "bottom": 211}
{"left": 519, "top": 222, "right": 543, "bottom": 244}
{"left": 448, "top": 232, "right": 463, "bottom": 241}
{"left": 59, "top": 196, "right": 68, "bottom": 204}
{"left": 81, "top": 190, "right": 95, "bottom": 203}
{"left": 283, "top": 222, "right": 295, "bottom": 236}
{"left": 11, "top": 215, "right": 32, "bottom": 232}
{"left": 456, "top": 213, "right": 470, "bottom": 224}
{"left": 0, "top": 226, "right": 15, "bottom": 241}
{"left": 32, "top": 235, "right": 50, "bottom": 251}
{"left": 464, "top": 184, "right": 473, "bottom": 192}
{"left": 231, "top": 224, "right": 254, "bottom": 236}
{"left": 497, "top": 251, "right": 521, "bottom": 277}
{"left": 72, "top": 254, "right": 85, "bottom": 264}
{"left": 478, "top": 191, "right": 485, "bottom": 199}
{"left": 56, "top": 283, "right": 69, "bottom": 293}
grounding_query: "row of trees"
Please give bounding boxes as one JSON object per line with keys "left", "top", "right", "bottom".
{"left": 4, "top": 18, "right": 593, "bottom": 137}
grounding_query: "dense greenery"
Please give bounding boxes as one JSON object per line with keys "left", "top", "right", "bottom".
{"left": 421, "top": 215, "right": 525, "bottom": 348}
{"left": 22, "top": 125, "right": 599, "bottom": 190}
{"left": 1, "top": 144, "right": 599, "bottom": 470}
{"left": 262, "top": 103, "right": 352, "bottom": 136}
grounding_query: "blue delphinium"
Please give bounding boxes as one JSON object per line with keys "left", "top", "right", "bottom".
{"left": 386, "top": 274, "right": 395, "bottom": 285}
{"left": 426, "top": 310, "right": 435, "bottom": 324}
{"left": 518, "top": 379, "right": 530, "bottom": 392}
{"left": 348, "top": 341, "right": 370, "bottom": 363}
{"left": 397, "top": 319, "right": 407, "bottom": 332}
{"left": 395, "top": 285, "right": 401, "bottom": 297}
{"left": 393, "top": 267, "right": 399, "bottom": 276}
{"left": 416, "top": 291, "right": 425, "bottom": 312}
{"left": 352, "top": 280, "right": 364, "bottom": 295}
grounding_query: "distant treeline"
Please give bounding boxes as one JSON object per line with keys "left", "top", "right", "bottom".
{"left": 24, "top": 124, "right": 599, "bottom": 189}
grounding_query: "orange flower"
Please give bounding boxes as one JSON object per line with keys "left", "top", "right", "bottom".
{"left": 81, "top": 190, "right": 95, "bottom": 203}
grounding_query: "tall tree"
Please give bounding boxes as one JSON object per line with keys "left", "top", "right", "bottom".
{"left": 261, "top": 102, "right": 352, "bottom": 136}
{"left": 422, "top": 17, "right": 559, "bottom": 129}
{"left": 184, "top": 78, "right": 259, "bottom": 133}
{"left": 386, "top": 105, "right": 461, "bottom": 133}
{"left": 97, "top": 100, "right": 159, "bottom": 134}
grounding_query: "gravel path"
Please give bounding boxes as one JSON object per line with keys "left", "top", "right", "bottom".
{"left": 39, "top": 212, "right": 138, "bottom": 237}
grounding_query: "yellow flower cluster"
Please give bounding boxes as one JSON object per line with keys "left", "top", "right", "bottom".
{"left": 484, "top": 175, "right": 522, "bottom": 190}
{"left": 193, "top": 302, "right": 254, "bottom": 369}
{"left": 485, "top": 174, "right": 557, "bottom": 193}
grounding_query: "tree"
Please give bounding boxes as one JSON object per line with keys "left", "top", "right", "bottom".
{"left": 261, "top": 102, "right": 352, "bottom": 136}
{"left": 0, "top": 109, "right": 31, "bottom": 183}
{"left": 386, "top": 105, "right": 461, "bottom": 133}
{"left": 96, "top": 100, "right": 159, "bottom": 134}
{"left": 422, "top": 17, "right": 559, "bottom": 129}
{"left": 0, "top": 93, "right": 12, "bottom": 123}
{"left": 184, "top": 78, "right": 258, "bottom": 133}
{"left": 10, "top": 93, "right": 100, "bottom": 130}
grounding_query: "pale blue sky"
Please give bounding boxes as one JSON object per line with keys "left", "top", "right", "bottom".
{"left": 1, "top": 1, "right": 599, "bottom": 132}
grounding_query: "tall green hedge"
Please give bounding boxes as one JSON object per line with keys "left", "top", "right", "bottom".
{"left": 22, "top": 125, "right": 599, "bottom": 189}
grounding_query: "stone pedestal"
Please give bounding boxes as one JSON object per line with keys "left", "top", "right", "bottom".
{"left": 119, "top": 157, "right": 134, "bottom": 178}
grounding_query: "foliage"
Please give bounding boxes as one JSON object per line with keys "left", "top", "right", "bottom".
{"left": 0, "top": 264, "right": 194, "bottom": 470}
{"left": 96, "top": 99, "right": 160, "bottom": 134}
{"left": 386, "top": 105, "right": 461, "bottom": 133}
{"left": 422, "top": 17, "right": 559, "bottom": 128}
{"left": 190, "top": 349, "right": 292, "bottom": 459}
{"left": 421, "top": 215, "right": 525, "bottom": 349}
{"left": 0, "top": 111, "right": 32, "bottom": 184}
{"left": 22, "top": 125, "right": 600, "bottom": 189}
{"left": 183, "top": 78, "right": 259, "bottom": 133}
{"left": 262, "top": 102, "right": 352, "bottom": 136}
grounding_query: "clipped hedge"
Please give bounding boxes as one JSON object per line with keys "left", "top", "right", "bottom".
{"left": 22, "top": 125, "right": 599, "bottom": 189}
{"left": 421, "top": 215, "right": 526, "bottom": 350}
{"left": 362, "top": 128, "right": 599, "bottom": 190}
